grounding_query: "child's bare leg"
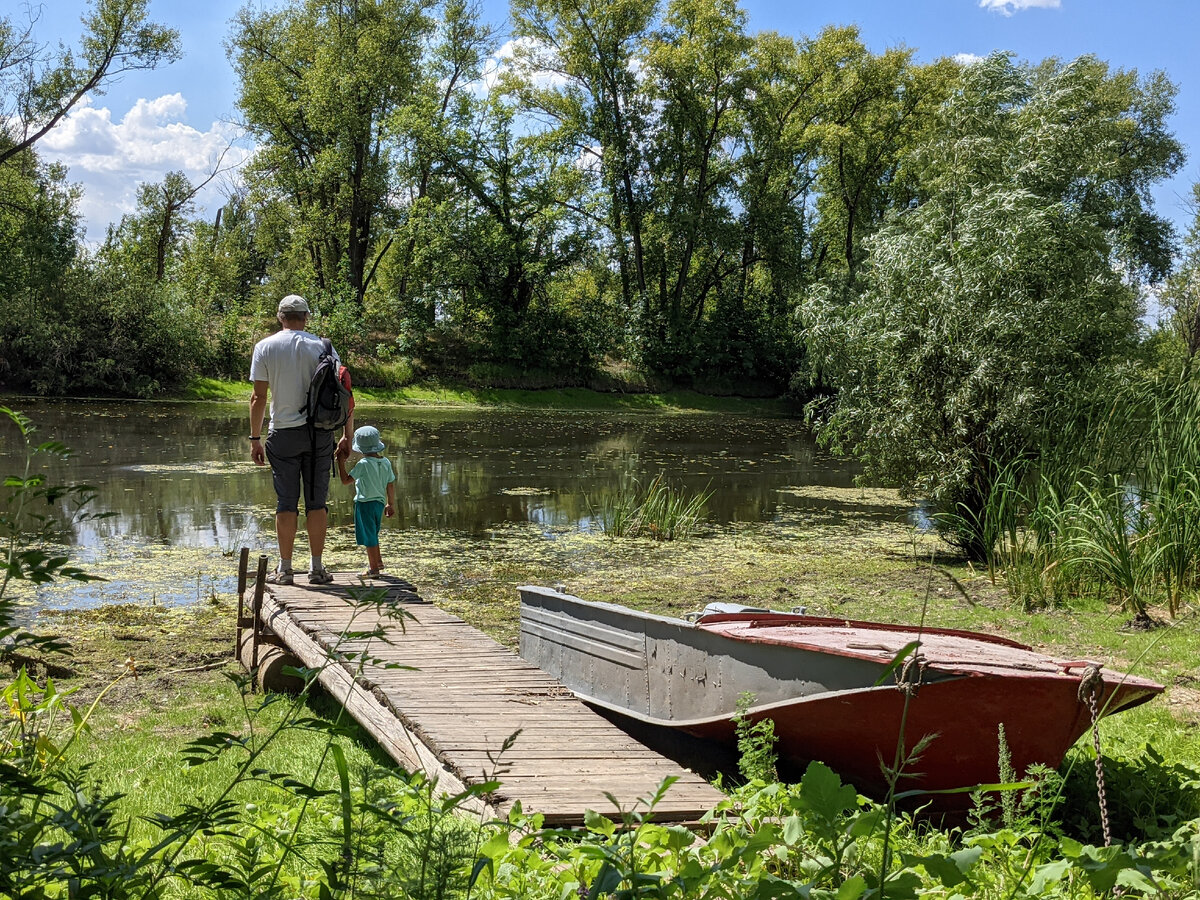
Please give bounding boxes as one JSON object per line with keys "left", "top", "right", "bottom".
{"left": 367, "top": 545, "right": 383, "bottom": 572}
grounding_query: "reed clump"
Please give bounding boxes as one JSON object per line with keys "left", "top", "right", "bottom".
{"left": 595, "top": 474, "right": 712, "bottom": 541}
{"left": 943, "top": 375, "right": 1200, "bottom": 620}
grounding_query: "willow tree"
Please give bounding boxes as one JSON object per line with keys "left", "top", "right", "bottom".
{"left": 1161, "top": 181, "right": 1200, "bottom": 366}
{"left": 809, "top": 53, "right": 1183, "bottom": 558}
{"left": 229, "top": 0, "right": 435, "bottom": 308}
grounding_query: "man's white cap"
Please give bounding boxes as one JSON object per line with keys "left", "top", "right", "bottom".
{"left": 278, "top": 294, "right": 310, "bottom": 314}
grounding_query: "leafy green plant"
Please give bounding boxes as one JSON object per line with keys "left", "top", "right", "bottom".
{"left": 732, "top": 692, "right": 778, "bottom": 784}
{"left": 1058, "top": 744, "right": 1200, "bottom": 844}
{"left": 1064, "top": 476, "right": 1162, "bottom": 622}
{"left": 1, "top": 406, "right": 110, "bottom": 657}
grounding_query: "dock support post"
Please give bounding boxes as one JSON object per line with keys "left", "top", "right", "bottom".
{"left": 251, "top": 554, "right": 268, "bottom": 691}
{"left": 234, "top": 547, "right": 250, "bottom": 659}
{"left": 234, "top": 550, "right": 305, "bottom": 693}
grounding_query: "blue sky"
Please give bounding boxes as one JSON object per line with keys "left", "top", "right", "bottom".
{"left": 28, "top": 0, "right": 1200, "bottom": 243}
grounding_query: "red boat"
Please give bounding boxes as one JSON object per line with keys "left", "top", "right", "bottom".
{"left": 518, "top": 586, "right": 1163, "bottom": 806}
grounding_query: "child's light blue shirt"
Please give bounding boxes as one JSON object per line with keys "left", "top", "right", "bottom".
{"left": 350, "top": 455, "right": 395, "bottom": 503}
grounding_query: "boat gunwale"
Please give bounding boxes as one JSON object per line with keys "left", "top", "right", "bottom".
{"left": 517, "top": 586, "right": 1164, "bottom": 709}
{"left": 697, "top": 611, "right": 1034, "bottom": 651}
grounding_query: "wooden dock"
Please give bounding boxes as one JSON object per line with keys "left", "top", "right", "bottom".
{"left": 235, "top": 554, "right": 723, "bottom": 825}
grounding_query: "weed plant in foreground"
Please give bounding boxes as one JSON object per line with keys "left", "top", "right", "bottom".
{"left": 9, "top": 655, "right": 1200, "bottom": 900}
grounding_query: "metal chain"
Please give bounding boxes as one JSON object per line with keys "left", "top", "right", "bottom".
{"left": 1079, "top": 664, "right": 1112, "bottom": 848}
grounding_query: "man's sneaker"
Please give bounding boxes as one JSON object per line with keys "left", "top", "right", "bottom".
{"left": 265, "top": 569, "right": 294, "bottom": 585}
{"left": 308, "top": 567, "right": 334, "bottom": 585}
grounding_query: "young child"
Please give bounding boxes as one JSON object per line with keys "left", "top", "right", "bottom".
{"left": 336, "top": 425, "right": 396, "bottom": 577}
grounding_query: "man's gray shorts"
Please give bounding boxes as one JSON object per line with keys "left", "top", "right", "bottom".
{"left": 265, "top": 426, "right": 335, "bottom": 514}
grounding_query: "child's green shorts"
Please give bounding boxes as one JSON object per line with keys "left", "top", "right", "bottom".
{"left": 354, "top": 500, "right": 385, "bottom": 548}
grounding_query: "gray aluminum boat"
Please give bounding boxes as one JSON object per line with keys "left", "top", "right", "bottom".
{"left": 518, "top": 585, "right": 1162, "bottom": 803}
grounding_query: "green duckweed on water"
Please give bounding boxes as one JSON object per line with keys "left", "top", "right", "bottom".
{"left": 124, "top": 461, "right": 262, "bottom": 474}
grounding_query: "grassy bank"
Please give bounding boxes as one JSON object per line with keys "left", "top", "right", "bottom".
{"left": 24, "top": 486, "right": 1200, "bottom": 807}
{"left": 176, "top": 376, "right": 793, "bottom": 415}
{"left": 11, "top": 485, "right": 1200, "bottom": 896}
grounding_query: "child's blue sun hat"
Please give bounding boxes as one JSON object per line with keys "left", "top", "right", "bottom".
{"left": 353, "top": 425, "right": 385, "bottom": 454}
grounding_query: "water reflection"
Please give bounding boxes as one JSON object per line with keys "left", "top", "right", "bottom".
{"left": 0, "top": 400, "right": 861, "bottom": 550}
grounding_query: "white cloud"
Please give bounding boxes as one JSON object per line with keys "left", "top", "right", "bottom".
{"left": 979, "top": 0, "right": 1061, "bottom": 15}
{"left": 476, "top": 38, "right": 570, "bottom": 96}
{"left": 953, "top": 53, "right": 985, "bottom": 65}
{"left": 37, "top": 94, "right": 254, "bottom": 241}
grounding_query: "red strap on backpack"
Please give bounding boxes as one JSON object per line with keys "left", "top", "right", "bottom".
{"left": 338, "top": 365, "right": 355, "bottom": 415}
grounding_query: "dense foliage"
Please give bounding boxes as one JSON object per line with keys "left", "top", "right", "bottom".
{"left": 806, "top": 53, "right": 1182, "bottom": 555}
{"left": 4, "top": 0, "right": 1168, "bottom": 390}
{"left": 2, "top": 0, "right": 1197, "bottom": 558}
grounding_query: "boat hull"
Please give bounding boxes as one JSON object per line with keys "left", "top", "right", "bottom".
{"left": 518, "top": 586, "right": 1162, "bottom": 807}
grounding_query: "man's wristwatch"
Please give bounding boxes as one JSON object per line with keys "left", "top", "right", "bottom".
{"left": 249, "top": 436, "right": 261, "bottom": 441}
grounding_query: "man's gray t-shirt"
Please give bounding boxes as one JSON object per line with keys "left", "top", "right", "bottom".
{"left": 249, "top": 329, "right": 341, "bottom": 431}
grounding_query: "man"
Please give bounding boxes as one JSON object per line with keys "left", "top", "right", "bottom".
{"left": 249, "top": 294, "right": 353, "bottom": 584}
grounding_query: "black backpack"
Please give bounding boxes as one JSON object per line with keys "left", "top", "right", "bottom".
{"left": 304, "top": 338, "right": 351, "bottom": 432}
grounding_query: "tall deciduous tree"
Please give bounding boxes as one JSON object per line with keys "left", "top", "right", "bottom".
{"left": 639, "top": 0, "right": 750, "bottom": 373}
{"left": 810, "top": 38, "right": 951, "bottom": 287}
{"left": 101, "top": 169, "right": 225, "bottom": 282}
{"left": 0, "top": 151, "right": 79, "bottom": 341}
{"left": 809, "top": 53, "right": 1183, "bottom": 557}
{"left": 389, "top": 0, "right": 497, "bottom": 327}
{"left": 511, "top": 0, "right": 658, "bottom": 319}
{"left": 1161, "top": 181, "right": 1200, "bottom": 366}
{"left": 229, "top": 0, "right": 434, "bottom": 307}
{"left": 0, "top": 0, "right": 180, "bottom": 166}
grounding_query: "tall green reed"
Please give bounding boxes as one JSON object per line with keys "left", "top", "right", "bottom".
{"left": 1132, "top": 376, "right": 1200, "bottom": 616}
{"left": 938, "top": 372, "right": 1200, "bottom": 619}
{"left": 594, "top": 474, "right": 711, "bottom": 541}
{"left": 1063, "top": 476, "right": 1163, "bottom": 620}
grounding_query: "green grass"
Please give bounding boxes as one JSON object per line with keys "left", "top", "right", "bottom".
{"left": 72, "top": 677, "right": 388, "bottom": 845}
{"left": 174, "top": 376, "right": 792, "bottom": 414}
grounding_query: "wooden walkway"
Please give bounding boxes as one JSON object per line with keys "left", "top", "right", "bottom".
{"left": 236, "top": 557, "right": 723, "bottom": 826}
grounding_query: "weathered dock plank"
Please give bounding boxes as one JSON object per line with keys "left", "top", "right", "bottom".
{"left": 255, "top": 572, "right": 723, "bottom": 825}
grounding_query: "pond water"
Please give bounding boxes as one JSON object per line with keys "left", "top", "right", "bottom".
{"left": 1, "top": 400, "right": 868, "bottom": 609}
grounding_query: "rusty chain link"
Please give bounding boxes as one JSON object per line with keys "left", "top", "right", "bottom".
{"left": 1078, "top": 664, "right": 1112, "bottom": 848}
